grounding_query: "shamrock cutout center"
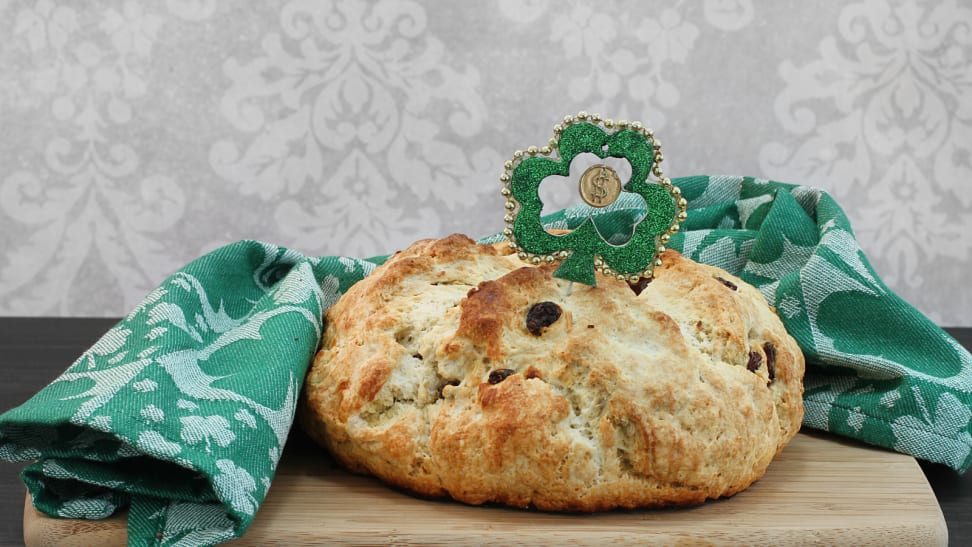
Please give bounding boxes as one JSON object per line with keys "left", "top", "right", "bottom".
{"left": 538, "top": 153, "right": 647, "bottom": 245}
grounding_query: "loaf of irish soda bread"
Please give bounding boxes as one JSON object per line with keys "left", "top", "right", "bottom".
{"left": 299, "top": 234, "right": 804, "bottom": 510}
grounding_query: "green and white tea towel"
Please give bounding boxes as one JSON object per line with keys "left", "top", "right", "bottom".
{"left": 2, "top": 175, "right": 970, "bottom": 546}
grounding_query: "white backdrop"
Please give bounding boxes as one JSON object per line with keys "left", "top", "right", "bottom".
{"left": 1, "top": 0, "right": 970, "bottom": 325}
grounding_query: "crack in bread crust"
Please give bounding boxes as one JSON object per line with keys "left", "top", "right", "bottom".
{"left": 299, "top": 234, "right": 805, "bottom": 511}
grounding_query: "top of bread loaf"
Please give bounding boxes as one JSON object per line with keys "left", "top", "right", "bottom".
{"left": 300, "top": 234, "right": 804, "bottom": 510}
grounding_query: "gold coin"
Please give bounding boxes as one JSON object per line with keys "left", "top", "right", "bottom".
{"left": 579, "top": 164, "right": 621, "bottom": 208}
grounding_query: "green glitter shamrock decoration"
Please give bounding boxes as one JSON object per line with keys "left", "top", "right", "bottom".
{"left": 500, "top": 112, "right": 686, "bottom": 286}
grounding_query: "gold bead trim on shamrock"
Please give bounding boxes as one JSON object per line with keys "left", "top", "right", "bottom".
{"left": 500, "top": 111, "right": 687, "bottom": 284}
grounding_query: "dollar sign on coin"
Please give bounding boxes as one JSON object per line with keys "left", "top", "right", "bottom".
{"left": 579, "top": 164, "right": 621, "bottom": 208}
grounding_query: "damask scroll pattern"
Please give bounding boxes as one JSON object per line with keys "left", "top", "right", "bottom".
{"left": 760, "top": 1, "right": 972, "bottom": 309}
{"left": 0, "top": 1, "right": 969, "bottom": 324}
{"left": 0, "top": 1, "right": 185, "bottom": 314}
{"left": 209, "top": 0, "right": 499, "bottom": 258}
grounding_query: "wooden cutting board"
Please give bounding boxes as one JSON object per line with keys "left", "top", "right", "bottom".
{"left": 23, "top": 430, "right": 947, "bottom": 546}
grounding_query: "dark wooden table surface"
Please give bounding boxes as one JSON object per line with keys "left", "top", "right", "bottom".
{"left": 1, "top": 318, "right": 971, "bottom": 546}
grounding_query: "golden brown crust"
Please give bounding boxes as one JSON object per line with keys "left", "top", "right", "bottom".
{"left": 300, "top": 235, "right": 805, "bottom": 511}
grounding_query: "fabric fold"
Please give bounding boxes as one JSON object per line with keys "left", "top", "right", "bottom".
{"left": 2, "top": 241, "right": 380, "bottom": 544}
{"left": 2, "top": 175, "right": 970, "bottom": 546}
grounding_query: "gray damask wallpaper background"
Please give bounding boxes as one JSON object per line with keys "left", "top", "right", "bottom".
{"left": 0, "top": 0, "right": 970, "bottom": 325}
